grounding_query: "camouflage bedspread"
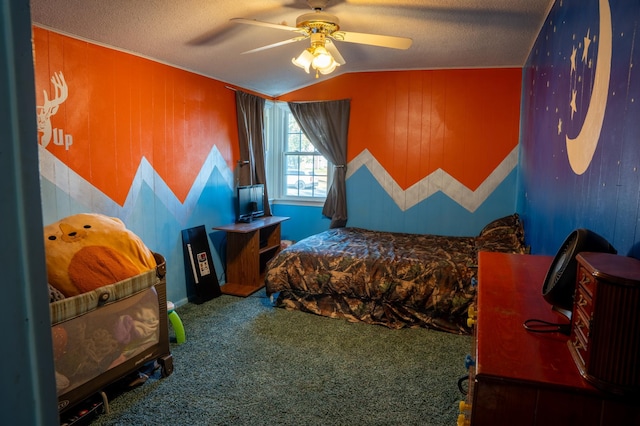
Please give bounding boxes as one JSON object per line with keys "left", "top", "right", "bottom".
{"left": 265, "top": 215, "right": 527, "bottom": 334}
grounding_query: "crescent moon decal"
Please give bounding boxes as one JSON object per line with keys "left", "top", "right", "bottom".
{"left": 565, "top": 0, "right": 612, "bottom": 175}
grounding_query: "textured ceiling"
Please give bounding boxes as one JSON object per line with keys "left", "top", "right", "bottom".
{"left": 30, "top": 0, "right": 554, "bottom": 97}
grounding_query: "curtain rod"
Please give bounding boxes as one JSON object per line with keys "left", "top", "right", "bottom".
{"left": 286, "top": 98, "right": 351, "bottom": 103}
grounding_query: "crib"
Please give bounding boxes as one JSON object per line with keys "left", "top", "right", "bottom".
{"left": 50, "top": 252, "right": 173, "bottom": 415}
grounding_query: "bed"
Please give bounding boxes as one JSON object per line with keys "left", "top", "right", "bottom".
{"left": 265, "top": 214, "right": 527, "bottom": 334}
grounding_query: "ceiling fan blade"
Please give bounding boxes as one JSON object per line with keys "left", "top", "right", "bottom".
{"left": 331, "top": 30, "right": 412, "bottom": 50}
{"left": 325, "top": 39, "right": 346, "bottom": 65}
{"left": 230, "top": 18, "right": 302, "bottom": 33}
{"left": 242, "top": 36, "right": 308, "bottom": 54}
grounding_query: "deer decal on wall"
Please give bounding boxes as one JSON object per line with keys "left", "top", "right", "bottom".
{"left": 37, "top": 71, "right": 72, "bottom": 149}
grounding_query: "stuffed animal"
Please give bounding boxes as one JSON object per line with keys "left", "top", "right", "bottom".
{"left": 44, "top": 213, "right": 157, "bottom": 297}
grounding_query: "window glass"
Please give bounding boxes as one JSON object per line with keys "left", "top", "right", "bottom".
{"left": 266, "top": 105, "right": 329, "bottom": 200}
{"left": 284, "top": 114, "right": 328, "bottom": 198}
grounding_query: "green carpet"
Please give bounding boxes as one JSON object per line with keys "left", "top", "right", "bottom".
{"left": 89, "top": 290, "right": 471, "bottom": 425}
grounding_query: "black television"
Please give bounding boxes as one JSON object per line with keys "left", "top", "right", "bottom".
{"left": 236, "top": 184, "right": 265, "bottom": 223}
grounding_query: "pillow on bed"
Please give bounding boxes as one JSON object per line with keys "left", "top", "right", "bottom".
{"left": 475, "top": 214, "right": 527, "bottom": 254}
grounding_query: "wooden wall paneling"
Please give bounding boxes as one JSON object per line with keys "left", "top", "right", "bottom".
{"left": 382, "top": 75, "right": 397, "bottom": 182}
{"left": 150, "top": 62, "right": 167, "bottom": 203}
{"left": 184, "top": 74, "right": 217, "bottom": 201}
{"left": 86, "top": 43, "right": 117, "bottom": 206}
{"left": 442, "top": 71, "right": 471, "bottom": 191}
{"left": 520, "top": 1, "right": 640, "bottom": 257}
{"left": 403, "top": 72, "right": 425, "bottom": 227}
{"left": 184, "top": 73, "right": 201, "bottom": 194}
{"left": 128, "top": 55, "right": 144, "bottom": 194}
{"left": 172, "top": 69, "right": 188, "bottom": 202}
{"left": 349, "top": 74, "right": 381, "bottom": 163}
{"left": 428, "top": 71, "right": 447, "bottom": 221}
{"left": 468, "top": 71, "right": 494, "bottom": 191}
{"left": 454, "top": 71, "right": 476, "bottom": 188}
{"left": 164, "top": 66, "right": 176, "bottom": 203}
{"left": 63, "top": 36, "right": 89, "bottom": 173}
{"left": 406, "top": 72, "right": 425, "bottom": 189}
{"left": 590, "top": 140, "right": 616, "bottom": 240}
{"left": 213, "top": 91, "right": 239, "bottom": 167}
{"left": 32, "top": 27, "right": 49, "bottom": 99}
{"left": 392, "top": 72, "right": 409, "bottom": 190}
{"left": 612, "top": 73, "right": 640, "bottom": 255}
{"left": 136, "top": 58, "right": 154, "bottom": 172}
{"left": 390, "top": 73, "right": 408, "bottom": 230}
{"left": 113, "top": 52, "right": 134, "bottom": 205}
{"left": 413, "top": 72, "right": 434, "bottom": 223}
{"left": 55, "top": 34, "right": 84, "bottom": 217}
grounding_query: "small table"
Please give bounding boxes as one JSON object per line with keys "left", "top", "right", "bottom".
{"left": 213, "top": 216, "right": 289, "bottom": 297}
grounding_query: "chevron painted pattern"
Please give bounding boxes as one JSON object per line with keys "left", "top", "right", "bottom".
{"left": 39, "top": 144, "right": 234, "bottom": 226}
{"left": 347, "top": 146, "right": 518, "bottom": 213}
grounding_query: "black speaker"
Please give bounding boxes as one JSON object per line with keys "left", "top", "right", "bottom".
{"left": 542, "top": 229, "right": 616, "bottom": 316}
{"left": 181, "top": 225, "right": 221, "bottom": 304}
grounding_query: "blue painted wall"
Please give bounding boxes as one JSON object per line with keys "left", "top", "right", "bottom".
{"left": 346, "top": 167, "right": 519, "bottom": 237}
{"left": 40, "top": 149, "right": 235, "bottom": 305}
{"left": 271, "top": 203, "right": 331, "bottom": 243}
{"left": 519, "top": 0, "right": 640, "bottom": 258}
{"left": 272, "top": 163, "right": 519, "bottom": 243}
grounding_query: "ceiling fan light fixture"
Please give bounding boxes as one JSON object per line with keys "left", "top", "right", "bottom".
{"left": 233, "top": 4, "right": 413, "bottom": 83}
{"left": 292, "top": 44, "right": 339, "bottom": 77}
{"left": 311, "top": 46, "right": 332, "bottom": 69}
{"left": 318, "top": 60, "right": 339, "bottom": 75}
{"left": 292, "top": 49, "right": 314, "bottom": 73}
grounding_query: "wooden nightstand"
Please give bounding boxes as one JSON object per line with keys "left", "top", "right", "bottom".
{"left": 213, "top": 216, "right": 289, "bottom": 297}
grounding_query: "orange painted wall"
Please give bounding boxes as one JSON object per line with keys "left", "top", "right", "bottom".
{"left": 32, "top": 27, "right": 239, "bottom": 206}
{"left": 277, "top": 69, "right": 521, "bottom": 191}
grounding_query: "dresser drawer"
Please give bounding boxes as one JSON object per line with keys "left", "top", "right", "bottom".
{"left": 574, "top": 285, "right": 593, "bottom": 321}
{"left": 570, "top": 307, "right": 590, "bottom": 367}
{"left": 577, "top": 265, "right": 596, "bottom": 297}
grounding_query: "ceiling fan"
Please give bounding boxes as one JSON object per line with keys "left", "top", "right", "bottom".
{"left": 231, "top": 0, "right": 412, "bottom": 78}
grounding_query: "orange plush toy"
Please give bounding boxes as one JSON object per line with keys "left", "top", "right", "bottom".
{"left": 44, "top": 213, "right": 157, "bottom": 297}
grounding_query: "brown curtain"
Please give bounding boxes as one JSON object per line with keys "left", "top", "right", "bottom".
{"left": 288, "top": 99, "right": 350, "bottom": 228}
{"left": 235, "top": 90, "right": 271, "bottom": 216}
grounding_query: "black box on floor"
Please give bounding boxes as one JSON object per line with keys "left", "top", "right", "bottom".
{"left": 181, "top": 225, "right": 221, "bottom": 303}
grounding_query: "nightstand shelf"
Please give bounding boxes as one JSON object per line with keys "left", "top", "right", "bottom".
{"left": 213, "top": 216, "right": 289, "bottom": 297}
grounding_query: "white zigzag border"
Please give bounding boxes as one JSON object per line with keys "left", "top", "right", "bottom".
{"left": 38, "top": 144, "right": 234, "bottom": 225}
{"left": 39, "top": 143, "right": 517, "bottom": 222}
{"left": 346, "top": 146, "right": 519, "bottom": 213}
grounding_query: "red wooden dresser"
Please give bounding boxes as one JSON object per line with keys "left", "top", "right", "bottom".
{"left": 458, "top": 252, "right": 638, "bottom": 426}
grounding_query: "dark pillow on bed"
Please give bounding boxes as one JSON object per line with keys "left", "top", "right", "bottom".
{"left": 476, "top": 214, "right": 527, "bottom": 254}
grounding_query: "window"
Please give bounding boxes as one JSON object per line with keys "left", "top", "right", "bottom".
{"left": 265, "top": 102, "right": 330, "bottom": 203}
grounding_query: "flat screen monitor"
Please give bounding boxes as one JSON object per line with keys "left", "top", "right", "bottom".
{"left": 236, "top": 184, "right": 264, "bottom": 223}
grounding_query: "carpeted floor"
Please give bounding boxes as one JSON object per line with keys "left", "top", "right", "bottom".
{"left": 88, "top": 290, "right": 471, "bottom": 426}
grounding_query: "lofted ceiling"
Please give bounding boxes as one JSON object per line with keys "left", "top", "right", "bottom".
{"left": 29, "top": 0, "right": 554, "bottom": 97}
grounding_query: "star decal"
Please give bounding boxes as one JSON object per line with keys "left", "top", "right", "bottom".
{"left": 582, "top": 28, "right": 592, "bottom": 63}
